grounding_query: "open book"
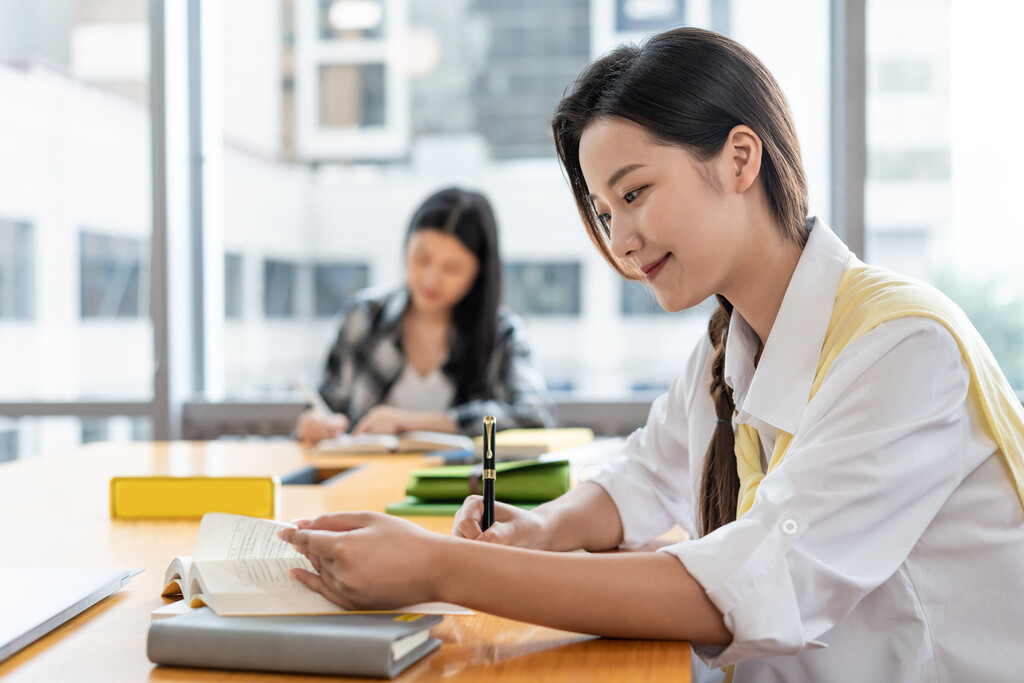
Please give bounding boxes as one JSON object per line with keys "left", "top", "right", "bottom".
{"left": 161, "top": 512, "right": 471, "bottom": 616}
{"left": 312, "top": 430, "right": 474, "bottom": 455}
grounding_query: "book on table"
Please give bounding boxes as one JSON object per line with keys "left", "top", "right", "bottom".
{"left": 312, "top": 430, "right": 474, "bottom": 454}
{"left": 148, "top": 606, "right": 442, "bottom": 678}
{"left": 161, "top": 512, "right": 471, "bottom": 616}
{"left": 386, "top": 457, "right": 571, "bottom": 516}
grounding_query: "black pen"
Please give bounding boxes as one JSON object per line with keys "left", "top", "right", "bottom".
{"left": 482, "top": 416, "right": 496, "bottom": 531}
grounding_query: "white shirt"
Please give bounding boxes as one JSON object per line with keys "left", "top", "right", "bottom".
{"left": 589, "top": 219, "right": 1024, "bottom": 683}
{"left": 383, "top": 363, "right": 456, "bottom": 413}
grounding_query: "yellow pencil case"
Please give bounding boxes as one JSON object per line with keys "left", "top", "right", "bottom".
{"left": 109, "top": 476, "right": 279, "bottom": 519}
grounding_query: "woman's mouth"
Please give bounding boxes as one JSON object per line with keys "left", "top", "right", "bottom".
{"left": 642, "top": 254, "right": 670, "bottom": 281}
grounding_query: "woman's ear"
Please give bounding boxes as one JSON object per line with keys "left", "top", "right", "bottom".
{"left": 724, "top": 125, "right": 762, "bottom": 194}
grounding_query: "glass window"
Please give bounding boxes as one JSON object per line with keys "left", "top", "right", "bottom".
{"left": 869, "top": 148, "right": 950, "bottom": 182}
{"left": 319, "top": 0, "right": 387, "bottom": 40}
{"left": 615, "top": 0, "right": 686, "bottom": 33}
{"left": 503, "top": 262, "right": 581, "bottom": 316}
{"left": 876, "top": 59, "right": 935, "bottom": 92}
{"left": 207, "top": 0, "right": 830, "bottom": 400}
{"left": 319, "top": 64, "right": 386, "bottom": 128}
{"left": 225, "top": 253, "right": 244, "bottom": 319}
{"left": 0, "top": 416, "right": 151, "bottom": 461}
{"left": 263, "top": 259, "right": 299, "bottom": 318}
{"left": 314, "top": 263, "right": 370, "bottom": 317}
{"left": 621, "top": 280, "right": 669, "bottom": 316}
{"left": 866, "top": 0, "right": 1024, "bottom": 389}
{"left": 0, "top": 0, "right": 152, "bottom": 401}
{"left": 0, "top": 219, "right": 34, "bottom": 319}
{"left": 0, "top": 423, "right": 17, "bottom": 464}
{"left": 80, "top": 232, "right": 147, "bottom": 318}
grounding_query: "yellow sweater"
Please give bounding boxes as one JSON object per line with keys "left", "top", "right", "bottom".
{"left": 735, "top": 256, "right": 1024, "bottom": 518}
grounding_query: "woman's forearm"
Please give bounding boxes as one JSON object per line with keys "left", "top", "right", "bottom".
{"left": 405, "top": 410, "right": 458, "bottom": 434}
{"left": 533, "top": 481, "right": 625, "bottom": 552}
{"left": 430, "top": 536, "right": 730, "bottom": 644}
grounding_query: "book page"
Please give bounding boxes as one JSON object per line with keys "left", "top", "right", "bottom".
{"left": 395, "top": 431, "right": 474, "bottom": 452}
{"left": 313, "top": 433, "right": 398, "bottom": 453}
{"left": 198, "top": 557, "right": 314, "bottom": 593}
{"left": 161, "top": 556, "right": 193, "bottom": 598}
{"left": 193, "top": 513, "right": 301, "bottom": 561}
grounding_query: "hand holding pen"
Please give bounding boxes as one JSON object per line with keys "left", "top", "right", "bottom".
{"left": 295, "top": 378, "right": 350, "bottom": 443}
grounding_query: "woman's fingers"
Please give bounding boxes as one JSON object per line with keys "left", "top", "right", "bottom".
{"left": 452, "top": 495, "right": 484, "bottom": 538}
{"left": 289, "top": 568, "right": 347, "bottom": 607}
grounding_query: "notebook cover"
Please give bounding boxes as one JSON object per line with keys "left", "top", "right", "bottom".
{"left": 110, "top": 477, "right": 278, "bottom": 519}
{"left": 404, "top": 458, "right": 569, "bottom": 502}
{"left": 147, "top": 607, "right": 442, "bottom": 678}
{"left": 385, "top": 497, "right": 542, "bottom": 516}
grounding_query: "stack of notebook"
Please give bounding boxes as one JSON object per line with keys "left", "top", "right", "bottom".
{"left": 386, "top": 458, "right": 571, "bottom": 515}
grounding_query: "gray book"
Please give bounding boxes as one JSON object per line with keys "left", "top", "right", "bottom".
{"left": 147, "top": 607, "right": 443, "bottom": 678}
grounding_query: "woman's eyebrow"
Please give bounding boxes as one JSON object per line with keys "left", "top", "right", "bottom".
{"left": 587, "top": 164, "right": 646, "bottom": 201}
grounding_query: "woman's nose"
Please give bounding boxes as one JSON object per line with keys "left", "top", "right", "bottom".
{"left": 609, "top": 221, "right": 643, "bottom": 260}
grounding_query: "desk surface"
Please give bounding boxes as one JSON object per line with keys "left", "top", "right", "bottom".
{"left": 0, "top": 441, "right": 690, "bottom": 682}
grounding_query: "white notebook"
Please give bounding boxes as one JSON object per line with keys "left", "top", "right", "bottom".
{"left": 0, "top": 567, "right": 141, "bottom": 663}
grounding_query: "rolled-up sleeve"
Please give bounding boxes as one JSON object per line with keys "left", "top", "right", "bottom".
{"left": 660, "top": 319, "right": 970, "bottom": 668}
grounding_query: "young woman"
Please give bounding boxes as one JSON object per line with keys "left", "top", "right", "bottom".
{"left": 281, "top": 29, "right": 1024, "bottom": 681}
{"left": 296, "top": 187, "right": 553, "bottom": 440}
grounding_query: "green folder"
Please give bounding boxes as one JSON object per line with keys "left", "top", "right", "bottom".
{"left": 386, "top": 458, "right": 569, "bottom": 517}
{"left": 385, "top": 498, "right": 542, "bottom": 516}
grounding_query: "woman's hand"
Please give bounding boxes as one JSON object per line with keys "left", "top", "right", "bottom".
{"left": 278, "top": 512, "right": 445, "bottom": 610}
{"left": 452, "top": 496, "right": 553, "bottom": 550}
{"left": 296, "top": 409, "right": 350, "bottom": 444}
{"left": 350, "top": 406, "right": 413, "bottom": 435}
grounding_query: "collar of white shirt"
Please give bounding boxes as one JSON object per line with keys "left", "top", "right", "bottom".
{"left": 724, "top": 217, "right": 850, "bottom": 436}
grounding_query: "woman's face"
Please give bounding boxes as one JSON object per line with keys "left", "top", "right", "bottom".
{"left": 579, "top": 117, "right": 748, "bottom": 313}
{"left": 405, "top": 228, "right": 480, "bottom": 315}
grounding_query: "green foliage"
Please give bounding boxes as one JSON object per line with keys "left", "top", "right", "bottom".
{"left": 935, "top": 271, "right": 1024, "bottom": 391}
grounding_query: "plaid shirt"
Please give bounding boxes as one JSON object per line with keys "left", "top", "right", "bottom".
{"left": 318, "top": 287, "right": 555, "bottom": 437}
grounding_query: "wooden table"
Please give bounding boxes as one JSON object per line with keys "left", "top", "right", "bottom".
{"left": 0, "top": 441, "right": 691, "bottom": 682}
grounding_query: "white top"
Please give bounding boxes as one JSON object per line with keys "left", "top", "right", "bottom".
{"left": 589, "top": 219, "right": 1024, "bottom": 683}
{"left": 383, "top": 363, "right": 456, "bottom": 413}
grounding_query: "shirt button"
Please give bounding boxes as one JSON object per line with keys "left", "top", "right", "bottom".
{"left": 782, "top": 519, "right": 799, "bottom": 535}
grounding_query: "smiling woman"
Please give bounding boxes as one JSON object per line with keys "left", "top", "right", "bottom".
{"left": 295, "top": 187, "right": 554, "bottom": 440}
{"left": 279, "top": 27, "right": 1024, "bottom": 683}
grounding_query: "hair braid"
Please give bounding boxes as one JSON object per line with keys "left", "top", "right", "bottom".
{"left": 699, "top": 294, "right": 739, "bottom": 535}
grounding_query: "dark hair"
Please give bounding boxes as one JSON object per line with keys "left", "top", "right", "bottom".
{"left": 405, "top": 187, "right": 501, "bottom": 403}
{"left": 551, "top": 27, "right": 809, "bottom": 536}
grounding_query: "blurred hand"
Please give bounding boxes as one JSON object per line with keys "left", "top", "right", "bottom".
{"left": 278, "top": 512, "right": 443, "bottom": 610}
{"left": 452, "top": 495, "right": 552, "bottom": 550}
{"left": 350, "top": 406, "right": 415, "bottom": 435}
{"left": 296, "top": 409, "right": 350, "bottom": 444}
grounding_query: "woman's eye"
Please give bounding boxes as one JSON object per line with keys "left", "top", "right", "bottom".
{"left": 623, "top": 187, "right": 643, "bottom": 204}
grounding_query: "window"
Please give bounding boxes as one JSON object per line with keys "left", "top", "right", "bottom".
{"left": 503, "top": 263, "right": 581, "bottom": 316}
{"left": 314, "top": 263, "right": 370, "bottom": 317}
{"left": 0, "top": 424, "right": 17, "bottom": 464}
{"left": 869, "top": 149, "right": 950, "bottom": 182}
{"left": 866, "top": 0, "right": 1024, "bottom": 389}
{"left": 80, "top": 232, "right": 147, "bottom": 319}
{"left": 0, "top": 219, "right": 33, "bottom": 320}
{"left": 621, "top": 280, "right": 668, "bottom": 316}
{"left": 876, "top": 59, "right": 936, "bottom": 92}
{"left": 319, "top": 64, "right": 386, "bottom": 128}
{"left": 205, "top": 0, "right": 830, "bottom": 401}
{"left": 263, "top": 259, "right": 299, "bottom": 318}
{"left": 225, "top": 253, "right": 244, "bottom": 319}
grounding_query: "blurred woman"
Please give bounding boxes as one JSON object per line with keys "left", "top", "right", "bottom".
{"left": 296, "top": 187, "right": 553, "bottom": 441}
